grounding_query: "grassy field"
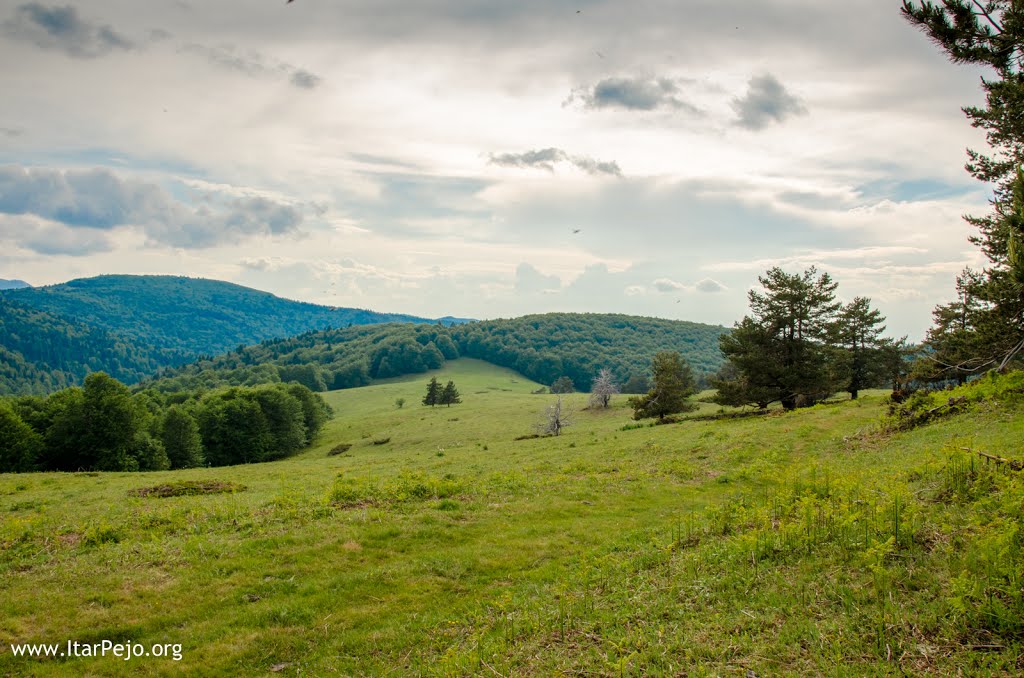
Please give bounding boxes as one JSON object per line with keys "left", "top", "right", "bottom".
{"left": 2, "top": 359, "right": 1023, "bottom": 676}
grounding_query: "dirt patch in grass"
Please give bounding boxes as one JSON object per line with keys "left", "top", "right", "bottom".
{"left": 129, "top": 480, "right": 247, "bottom": 498}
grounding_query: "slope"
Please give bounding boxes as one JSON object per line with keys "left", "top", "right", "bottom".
{"left": 2, "top": 365, "right": 1022, "bottom": 675}
{"left": 0, "top": 275, "right": 468, "bottom": 394}
{"left": 144, "top": 313, "right": 727, "bottom": 393}
{"left": 0, "top": 298, "right": 164, "bottom": 395}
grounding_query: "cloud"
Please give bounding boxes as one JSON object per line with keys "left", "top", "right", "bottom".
{"left": 653, "top": 277, "right": 686, "bottom": 292}
{"left": 0, "top": 128, "right": 22, "bottom": 138}
{"left": 0, "top": 215, "right": 114, "bottom": 255}
{"left": 695, "top": 277, "right": 726, "bottom": 293}
{"left": 289, "top": 69, "right": 321, "bottom": 89}
{"left": 488, "top": 148, "right": 621, "bottom": 176}
{"left": 0, "top": 165, "right": 305, "bottom": 248}
{"left": 732, "top": 74, "right": 807, "bottom": 130}
{"left": 567, "top": 77, "right": 701, "bottom": 113}
{"left": 651, "top": 277, "right": 725, "bottom": 293}
{"left": 4, "top": 3, "right": 134, "bottom": 58}
{"left": 180, "top": 42, "right": 322, "bottom": 89}
{"left": 514, "top": 262, "right": 560, "bottom": 293}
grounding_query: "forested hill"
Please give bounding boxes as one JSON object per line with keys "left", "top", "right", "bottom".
{"left": 144, "top": 313, "right": 727, "bottom": 393}
{"left": 0, "top": 298, "right": 164, "bottom": 395}
{"left": 452, "top": 313, "right": 726, "bottom": 385}
{"left": 0, "top": 275, "right": 468, "bottom": 395}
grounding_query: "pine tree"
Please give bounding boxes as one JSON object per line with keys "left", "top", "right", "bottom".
{"left": 717, "top": 267, "right": 840, "bottom": 410}
{"left": 422, "top": 377, "right": 441, "bottom": 407}
{"left": 832, "top": 297, "right": 887, "bottom": 399}
{"left": 903, "top": 1, "right": 1024, "bottom": 371}
{"left": 439, "top": 380, "right": 461, "bottom": 407}
{"left": 629, "top": 351, "right": 696, "bottom": 420}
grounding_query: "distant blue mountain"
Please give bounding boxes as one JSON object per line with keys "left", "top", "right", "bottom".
{"left": 0, "top": 278, "right": 30, "bottom": 290}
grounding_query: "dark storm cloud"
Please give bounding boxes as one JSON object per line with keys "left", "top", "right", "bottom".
{"left": 180, "top": 43, "right": 322, "bottom": 89}
{"left": 732, "top": 74, "right": 807, "bottom": 130}
{"left": 567, "top": 77, "right": 701, "bottom": 114}
{"left": 4, "top": 3, "right": 134, "bottom": 58}
{"left": 489, "top": 148, "right": 621, "bottom": 176}
{"left": 0, "top": 165, "right": 305, "bottom": 249}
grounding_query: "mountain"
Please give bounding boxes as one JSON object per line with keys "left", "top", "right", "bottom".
{"left": 0, "top": 275, "right": 469, "bottom": 395}
{"left": 0, "top": 278, "right": 30, "bottom": 290}
{"left": 0, "top": 297, "right": 163, "bottom": 395}
{"left": 144, "top": 313, "right": 728, "bottom": 394}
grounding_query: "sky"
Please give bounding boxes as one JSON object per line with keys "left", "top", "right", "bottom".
{"left": 0, "top": 0, "right": 998, "bottom": 339}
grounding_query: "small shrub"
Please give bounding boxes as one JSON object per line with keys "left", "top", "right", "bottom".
{"left": 83, "top": 522, "right": 122, "bottom": 546}
{"left": 327, "top": 471, "right": 465, "bottom": 507}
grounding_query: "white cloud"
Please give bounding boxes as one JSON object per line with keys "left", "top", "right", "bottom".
{"left": 0, "top": 0, "right": 997, "bottom": 341}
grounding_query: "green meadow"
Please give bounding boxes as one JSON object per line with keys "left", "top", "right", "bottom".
{"left": 2, "top": 359, "right": 1023, "bottom": 675}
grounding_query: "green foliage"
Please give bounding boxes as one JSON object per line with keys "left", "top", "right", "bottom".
{"left": 715, "top": 267, "right": 868, "bottom": 410}
{"left": 0, "top": 400, "right": 42, "bottom": 472}
{"left": 903, "top": 2, "right": 1024, "bottom": 376}
{"left": 550, "top": 376, "right": 575, "bottom": 394}
{"left": 0, "top": 275, "right": 461, "bottom": 396}
{"left": 160, "top": 406, "right": 204, "bottom": 469}
{"left": 629, "top": 351, "right": 697, "bottom": 420}
{"left": 3, "top": 360, "right": 1024, "bottom": 675}
{"left": 423, "top": 377, "right": 441, "bottom": 406}
{"left": 0, "top": 298, "right": 162, "bottom": 396}
{"left": 284, "top": 383, "right": 332, "bottom": 443}
{"left": 620, "top": 374, "right": 650, "bottom": 394}
{"left": 452, "top": 313, "right": 726, "bottom": 389}
{"left": 328, "top": 471, "right": 465, "bottom": 507}
{"left": 0, "top": 375, "right": 332, "bottom": 472}
{"left": 439, "top": 380, "right": 462, "bottom": 407}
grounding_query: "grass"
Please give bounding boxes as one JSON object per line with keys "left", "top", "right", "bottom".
{"left": 1, "top": 359, "right": 1023, "bottom": 675}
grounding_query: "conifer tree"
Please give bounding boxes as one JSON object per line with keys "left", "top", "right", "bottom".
{"left": 630, "top": 351, "right": 696, "bottom": 420}
{"left": 439, "top": 380, "right": 461, "bottom": 407}
{"left": 422, "top": 377, "right": 441, "bottom": 407}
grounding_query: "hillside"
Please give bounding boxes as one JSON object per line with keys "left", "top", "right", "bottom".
{"left": 0, "top": 298, "right": 165, "bottom": 395}
{"left": 144, "top": 313, "right": 728, "bottom": 393}
{"left": 0, "top": 279, "right": 30, "bottom": 290}
{"left": 451, "top": 312, "right": 726, "bottom": 386}
{"left": 0, "top": 275, "right": 467, "bottom": 395}
{"left": 2, "top": 363, "right": 1022, "bottom": 674}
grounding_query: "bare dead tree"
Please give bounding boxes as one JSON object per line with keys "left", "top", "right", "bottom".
{"left": 535, "top": 395, "right": 575, "bottom": 436}
{"left": 588, "top": 368, "right": 619, "bottom": 409}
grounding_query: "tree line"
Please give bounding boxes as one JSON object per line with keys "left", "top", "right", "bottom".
{"left": 0, "top": 372, "right": 331, "bottom": 473}
{"left": 139, "top": 313, "right": 726, "bottom": 398}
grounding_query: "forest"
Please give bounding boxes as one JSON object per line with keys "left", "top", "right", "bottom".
{"left": 140, "top": 313, "right": 727, "bottom": 395}
{"left": 0, "top": 372, "right": 331, "bottom": 473}
{"left": 0, "top": 275, "right": 462, "bottom": 395}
